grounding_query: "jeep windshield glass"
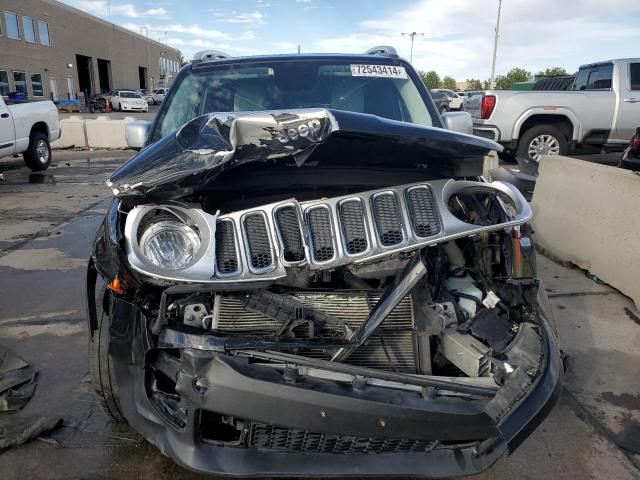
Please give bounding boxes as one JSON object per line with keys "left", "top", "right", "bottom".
{"left": 154, "top": 59, "right": 437, "bottom": 140}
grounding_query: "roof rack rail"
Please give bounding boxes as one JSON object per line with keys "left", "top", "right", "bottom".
{"left": 192, "top": 50, "right": 232, "bottom": 62}
{"left": 364, "top": 46, "right": 398, "bottom": 57}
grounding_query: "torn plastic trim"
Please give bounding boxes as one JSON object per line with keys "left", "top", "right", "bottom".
{"left": 106, "top": 108, "right": 504, "bottom": 206}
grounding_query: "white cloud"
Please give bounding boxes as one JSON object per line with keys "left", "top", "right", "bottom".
{"left": 218, "top": 11, "right": 266, "bottom": 24}
{"left": 124, "top": 22, "right": 231, "bottom": 40}
{"left": 72, "top": 1, "right": 169, "bottom": 19}
{"left": 317, "top": 0, "right": 640, "bottom": 80}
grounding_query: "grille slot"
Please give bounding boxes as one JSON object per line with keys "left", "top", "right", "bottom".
{"left": 250, "top": 423, "right": 436, "bottom": 454}
{"left": 275, "top": 206, "right": 305, "bottom": 262}
{"left": 243, "top": 213, "right": 273, "bottom": 271}
{"left": 214, "top": 220, "right": 239, "bottom": 275}
{"left": 372, "top": 192, "right": 404, "bottom": 246}
{"left": 306, "top": 207, "right": 335, "bottom": 263}
{"left": 405, "top": 186, "right": 440, "bottom": 238}
{"left": 338, "top": 199, "right": 368, "bottom": 255}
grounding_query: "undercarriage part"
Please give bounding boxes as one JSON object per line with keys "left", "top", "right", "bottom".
{"left": 438, "top": 329, "right": 491, "bottom": 378}
{"left": 237, "top": 290, "right": 352, "bottom": 338}
{"left": 331, "top": 252, "right": 427, "bottom": 362}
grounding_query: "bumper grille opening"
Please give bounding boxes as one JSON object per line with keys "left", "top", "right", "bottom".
{"left": 243, "top": 213, "right": 273, "bottom": 270}
{"left": 275, "top": 206, "right": 305, "bottom": 262}
{"left": 249, "top": 423, "right": 437, "bottom": 454}
{"left": 338, "top": 199, "right": 368, "bottom": 255}
{"left": 372, "top": 193, "right": 404, "bottom": 246}
{"left": 199, "top": 411, "right": 244, "bottom": 444}
{"left": 215, "top": 220, "right": 239, "bottom": 275}
{"left": 307, "top": 207, "right": 335, "bottom": 262}
{"left": 406, "top": 186, "right": 440, "bottom": 238}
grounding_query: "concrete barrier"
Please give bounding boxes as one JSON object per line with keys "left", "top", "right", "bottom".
{"left": 85, "top": 116, "right": 137, "bottom": 149}
{"left": 531, "top": 155, "right": 640, "bottom": 309}
{"left": 51, "top": 116, "right": 88, "bottom": 149}
{"left": 52, "top": 115, "right": 137, "bottom": 149}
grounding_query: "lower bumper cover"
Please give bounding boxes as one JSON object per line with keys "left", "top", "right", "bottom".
{"left": 107, "top": 298, "right": 563, "bottom": 477}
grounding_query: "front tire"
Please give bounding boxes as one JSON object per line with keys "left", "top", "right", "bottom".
{"left": 517, "top": 125, "right": 568, "bottom": 162}
{"left": 23, "top": 132, "right": 51, "bottom": 171}
{"left": 89, "top": 287, "right": 127, "bottom": 423}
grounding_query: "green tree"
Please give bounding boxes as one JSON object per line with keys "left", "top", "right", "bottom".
{"left": 466, "top": 78, "right": 483, "bottom": 90}
{"left": 441, "top": 76, "right": 457, "bottom": 90}
{"left": 419, "top": 70, "right": 441, "bottom": 90}
{"left": 537, "top": 67, "right": 569, "bottom": 77}
{"left": 483, "top": 79, "right": 491, "bottom": 89}
{"left": 494, "top": 67, "right": 531, "bottom": 89}
{"left": 179, "top": 52, "right": 188, "bottom": 67}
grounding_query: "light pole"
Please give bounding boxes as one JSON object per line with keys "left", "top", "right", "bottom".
{"left": 401, "top": 32, "right": 424, "bottom": 63}
{"left": 490, "top": 0, "right": 503, "bottom": 88}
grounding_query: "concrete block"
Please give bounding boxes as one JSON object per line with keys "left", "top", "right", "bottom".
{"left": 531, "top": 155, "right": 640, "bottom": 309}
{"left": 483, "top": 151, "right": 500, "bottom": 180}
{"left": 84, "top": 117, "right": 136, "bottom": 149}
{"left": 51, "top": 117, "right": 87, "bottom": 149}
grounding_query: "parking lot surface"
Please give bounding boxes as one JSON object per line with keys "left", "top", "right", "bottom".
{"left": 0, "top": 150, "right": 638, "bottom": 479}
{"left": 59, "top": 103, "right": 160, "bottom": 121}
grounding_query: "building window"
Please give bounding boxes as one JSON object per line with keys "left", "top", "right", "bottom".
{"left": 23, "top": 16, "right": 37, "bottom": 43}
{"left": 30, "top": 73, "right": 43, "bottom": 96}
{"left": 5, "top": 12, "right": 20, "bottom": 39}
{"left": 0, "top": 71, "right": 9, "bottom": 96}
{"left": 38, "top": 20, "right": 50, "bottom": 46}
{"left": 13, "top": 71, "right": 27, "bottom": 95}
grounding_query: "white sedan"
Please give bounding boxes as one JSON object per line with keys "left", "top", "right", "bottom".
{"left": 109, "top": 90, "right": 149, "bottom": 112}
{"left": 151, "top": 88, "right": 168, "bottom": 104}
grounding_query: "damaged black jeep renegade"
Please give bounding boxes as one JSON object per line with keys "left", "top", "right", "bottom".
{"left": 86, "top": 48, "right": 563, "bottom": 477}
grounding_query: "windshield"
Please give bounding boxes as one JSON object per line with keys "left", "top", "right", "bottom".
{"left": 121, "top": 91, "right": 141, "bottom": 98}
{"left": 154, "top": 59, "right": 437, "bottom": 139}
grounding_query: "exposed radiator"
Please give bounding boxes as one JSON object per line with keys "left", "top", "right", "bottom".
{"left": 215, "top": 291, "right": 417, "bottom": 372}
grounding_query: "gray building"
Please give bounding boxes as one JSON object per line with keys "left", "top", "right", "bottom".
{"left": 0, "top": 0, "right": 181, "bottom": 101}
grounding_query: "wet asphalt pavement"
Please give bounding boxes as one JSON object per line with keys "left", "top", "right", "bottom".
{"left": 0, "top": 150, "right": 638, "bottom": 479}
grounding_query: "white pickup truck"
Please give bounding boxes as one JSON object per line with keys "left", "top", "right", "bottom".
{"left": 466, "top": 58, "right": 640, "bottom": 161}
{"left": 0, "top": 96, "right": 61, "bottom": 170}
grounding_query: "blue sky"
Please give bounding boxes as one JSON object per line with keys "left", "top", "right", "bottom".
{"left": 62, "top": 0, "right": 640, "bottom": 82}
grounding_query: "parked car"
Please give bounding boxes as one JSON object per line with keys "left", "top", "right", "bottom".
{"left": 151, "top": 88, "right": 168, "bottom": 104}
{"left": 618, "top": 126, "right": 640, "bottom": 170}
{"left": 109, "top": 90, "right": 149, "bottom": 112}
{"left": 465, "top": 58, "right": 640, "bottom": 161}
{"left": 0, "top": 95, "right": 60, "bottom": 170}
{"left": 87, "top": 47, "right": 563, "bottom": 478}
{"left": 429, "top": 89, "right": 450, "bottom": 114}
{"left": 431, "top": 88, "right": 464, "bottom": 110}
{"left": 136, "top": 89, "right": 154, "bottom": 105}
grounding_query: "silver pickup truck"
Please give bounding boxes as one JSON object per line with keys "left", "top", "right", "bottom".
{"left": 0, "top": 95, "right": 61, "bottom": 170}
{"left": 466, "top": 58, "right": 640, "bottom": 160}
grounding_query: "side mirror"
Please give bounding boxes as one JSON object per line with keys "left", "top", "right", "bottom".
{"left": 125, "top": 120, "right": 152, "bottom": 149}
{"left": 441, "top": 111, "right": 473, "bottom": 135}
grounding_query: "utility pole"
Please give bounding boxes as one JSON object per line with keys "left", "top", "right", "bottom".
{"left": 490, "top": 0, "right": 503, "bottom": 88}
{"left": 401, "top": 32, "right": 424, "bottom": 63}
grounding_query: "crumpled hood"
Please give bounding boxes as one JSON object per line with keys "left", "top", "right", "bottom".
{"left": 107, "top": 108, "right": 503, "bottom": 206}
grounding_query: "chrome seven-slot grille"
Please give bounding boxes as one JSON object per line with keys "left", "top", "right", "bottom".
{"left": 213, "top": 183, "right": 442, "bottom": 278}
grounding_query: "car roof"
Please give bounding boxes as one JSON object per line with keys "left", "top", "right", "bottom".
{"left": 191, "top": 52, "right": 406, "bottom": 70}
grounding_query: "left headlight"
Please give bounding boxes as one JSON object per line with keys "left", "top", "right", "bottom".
{"left": 139, "top": 220, "right": 201, "bottom": 269}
